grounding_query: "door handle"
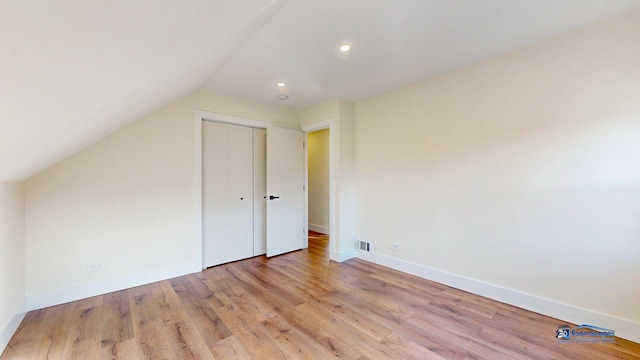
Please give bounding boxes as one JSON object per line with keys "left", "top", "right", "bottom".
{"left": 268, "top": 195, "right": 280, "bottom": 200}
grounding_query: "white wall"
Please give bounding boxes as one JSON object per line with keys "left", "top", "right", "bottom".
{"left": 308, "top": 129, "right": 330, "bottom": 233}
{"left": 24, "top": 90, "right": 297, "bottom": 309}
{"left": 0, "top": 182, "right": 25, "bottom": 353}
{"left": 355, "top": 9, "right": 640, "bottom": 340}
{"left": 299, "top": 100, "right": 339, "bottom": 129}
{"left": 336, "top": 100, "right": 356, "bottom": 257}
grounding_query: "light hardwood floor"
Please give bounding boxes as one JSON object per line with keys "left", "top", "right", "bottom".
{"left": 3, "top": 232, "right": 639, "bottom": 359}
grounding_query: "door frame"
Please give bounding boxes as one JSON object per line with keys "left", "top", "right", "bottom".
{"left": 301, "top": 120, "right": 335, "bottom": 261}
{"left": 193, "top": 110, "right": 302, "bottom": 270}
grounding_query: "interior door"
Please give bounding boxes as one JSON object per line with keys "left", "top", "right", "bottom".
{"left": 266, "top": 126, "right": 305, "bottom": 257}
{"left": 202, "top": 122, "right": 254, "bottom": 267}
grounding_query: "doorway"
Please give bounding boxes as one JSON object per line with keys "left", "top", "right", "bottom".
{"left": 307, "top": 129, "right": 330, "bottom": 248}
{"left": 303, "top": 120, "right": 334, "bottom": 260}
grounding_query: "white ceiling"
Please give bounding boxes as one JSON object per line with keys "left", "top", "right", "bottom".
{"left": 2, "top": 0, "right": 639, "bottom": 181}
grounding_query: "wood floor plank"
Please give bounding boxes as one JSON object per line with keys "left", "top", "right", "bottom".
{"left": 255, "top": 257, "right": 335, "bottom": 292}
{"left": 406, "top": 313, "right": 518, "bottom": 359}
{"left": 1, "top": 306, "right": 68, "bottom": 359}
{"left": 101, "top": 290, "right": 134, "bottom": 348}
{"left": 257, "top": 315, "right": 334, "bottom": 358}
{"left": 431, "top": 288, "right": 498, "bottom": 319}
{"left": 218, "top": 264, "right": 269, "bottom": 295}
{"left": 3, "top": 231, "right": 639, "bottom": 359}
{"left": 327, "top": 284, "right": 414, "bottom": 326}
{"left": 43, "top": 306, "right": 76, "bottom": 359}
{"left": 214, "top": 302, "right": 288, "bottom": 359}
{"left": 129, "top": 285, "right": 166, "bottom": 328}
{"left": 279, "top": 301, "right": 366, "bottom": 359}
{"left": 12, "top": 303, "right": 75, "bottom": 359}
{"left": 607, "top": 338, "right": 640, "bottom": 357}
{"left": 231, "top": 263, "right": 308, "bottom": 309}
{"left": 226, "top": 292, "right": 276, "bottom": 324}
{"left": 207, "top": 335, "right": 253, "bottom": 360}
{"left": 478, "top": 326, "right": 569, "bottom": 360}
{"left": 101, "top": 338, "right": 143, "bottom": 360}
{"left": 165, "top": 320, "right": 216, "bottom": 360}
{"left": 61, "top": 305, "right": 103, "bottom": 360}
{"left": 132, "top": 318, "right": 174, "bottom": 359}
{"left": 380, "top": 331, "right": 448, "bottom": 360}
{"left": 310, "top": 293, "right": 393, "bottom": 342}
{"left": 349, "top": 275, "right": 434, "bottom": 314}
{"left": 76, "top": 295, "right": 104, "bottom": 310}
{"left": 284, "top": 278, "right": 329, "bottom": 302}
{"left": 201, "top": 278, "right": 235, "bottom": 309}
{"left": 368, "top": 269, "right": 448, "bottom": 295}
{"left": 169, "top": 277, "right": 232, "bottom": 349}
{"left": 157, "top": 280, "right": 190, "bottom": 326}
{"left": 418, "top": 298, "right": 491, "bottom": 338}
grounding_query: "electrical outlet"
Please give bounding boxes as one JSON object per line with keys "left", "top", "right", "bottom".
{"left": 390, "top": 243, "right": 400, "bottom": 251}
{"left": 87, "top": 263, "right": 106, "bottom": 272}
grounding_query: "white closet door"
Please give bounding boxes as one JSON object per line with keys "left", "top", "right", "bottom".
{"left": 253, "top": 128, "right": 266, "bottom": 255}
{"left": 266, "top": 126, "right": 305, "bottom": 257}
{"left": 202, "top": 122, "right": 254, "bottom": 267}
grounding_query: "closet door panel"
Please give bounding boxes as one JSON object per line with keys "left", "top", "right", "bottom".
{"left": 203, "top": 122, "right": 228, "bottom": 267}
{"left": 203, "top": 122, "right": 254, "bottom": 267}
{"left": 227, "top": 125, "right": 254, "bottom": 261}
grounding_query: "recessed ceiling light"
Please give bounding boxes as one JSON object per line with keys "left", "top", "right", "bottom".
{"left": 277, "top": 82, "right": 286, "bottom": 87}
{"left": 339, "top": 44, "right": 351, "bottom": 52}
{"left": 277, "top": 94, "right": 289, "bottom": 101}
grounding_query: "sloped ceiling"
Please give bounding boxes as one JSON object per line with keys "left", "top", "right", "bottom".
{"left": 2, "top": 0, "right": 639, "bottom": 181}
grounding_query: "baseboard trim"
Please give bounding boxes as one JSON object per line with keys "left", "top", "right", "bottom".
{"left": 25, "top": 261, "right": 195, "bottom": 312}
{"left": 356, "top": 251, "right": 640, "bottom": 344}
{"left": 331, "top": 248, "right": 355, "bottom": 263}
{"left": 1, "top": 299, "right": 26, "bottom": 356}
{"left": 308, "top": 224, "right": 328, "bottom": 234}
